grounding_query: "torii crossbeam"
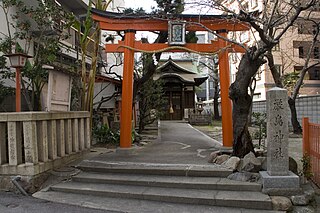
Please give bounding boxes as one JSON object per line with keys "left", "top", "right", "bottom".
{"left": 91, "top": 9, "right": 249, "bottom": 149}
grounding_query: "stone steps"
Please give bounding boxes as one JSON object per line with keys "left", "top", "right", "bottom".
{"left": 76, "top": 160, "right": 233, "bottom": 177}
{"left": 33, "top": 161, "right": 280, "bottom": 211}
{"left": 73, "top": 172, "right": 262, "bottom": 191}
{"left": 50, "top": 181, "right": 272, "bottom": 210}
{"left": 33, "top": 191, "right": 282, "bottom": 213}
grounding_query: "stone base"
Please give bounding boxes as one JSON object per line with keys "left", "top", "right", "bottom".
{"left": 116, "top": 147, "right": 137, "bottom": 154}
{"left": 260, "top": 171, "right": 302, "bottom": 196}
{"left": 219, "top": 147, "right": 233, "bottom": 155}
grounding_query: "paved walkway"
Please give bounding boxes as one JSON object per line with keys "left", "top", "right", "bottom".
{"left": 89, "top": 121, "right": 222, "bottom": 165}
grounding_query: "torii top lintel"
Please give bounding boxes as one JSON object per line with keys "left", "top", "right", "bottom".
{"left": 91, "top": 8, "right": 249, "bottom": 32}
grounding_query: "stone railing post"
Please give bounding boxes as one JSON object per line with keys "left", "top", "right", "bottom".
{"left": 23, "top": 121, "right": 38, "bottom": 164}
{"left": 38, "top": 120, "right": 49, "bottom": 162}
{"left": 8, "top": 122, "right": 23, "bottom": 165}
{"left": 0, "top": 122, "right": 7, "bottom": 164}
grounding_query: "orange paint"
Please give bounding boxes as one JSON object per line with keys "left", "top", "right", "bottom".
{"left": 302, "top": 117, "right": 320, "bottom": 187}
{"left": 303, "top": 117, "right": 310, "bottom": 155}
{"left": 119, "top": 31, "right": 135, "bottom": 148}
{"left": 218, "top": 32, "right": 233, "bottom": 147}
{"left": 16, "top": 67, "right": 21, "bottom": 112}
{"left": 93, "top": 14, "right": 249, "bottom": 32}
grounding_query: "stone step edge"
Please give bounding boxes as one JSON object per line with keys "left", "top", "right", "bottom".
{"left": 73, "top": 172, "right": 262, "bottom": 192}
{"left": 76, "top": 160, "right": 232, "bottom": 177}
{"left": 33, "top": 191, "right": 283, "bottom": 213}
{"left": 50, "top": 182, "right": 272, "bottom": 210}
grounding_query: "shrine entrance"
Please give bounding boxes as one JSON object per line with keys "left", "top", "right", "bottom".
{"left": 155, "top": 57, "right": 207, "bottom": 120}
{"left": 163, "top": 88, "right": 182, "bottom": 120}
{"left": 91, "top": 9, "right": 249, "bottom": 148}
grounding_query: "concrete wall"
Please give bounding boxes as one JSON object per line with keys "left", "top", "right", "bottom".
{"left": 252, "top": 95, "right": 320, "bottom": 125}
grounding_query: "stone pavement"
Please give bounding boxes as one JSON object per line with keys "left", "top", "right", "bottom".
{"left": 89, "top": 120, "right": 222, "bottom": 165}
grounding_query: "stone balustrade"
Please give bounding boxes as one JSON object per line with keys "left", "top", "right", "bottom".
{"left": 0, "top": 111, "right": 91, "bottom": 176}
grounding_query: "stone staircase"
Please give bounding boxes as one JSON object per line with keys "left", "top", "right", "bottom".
{"left": 33, "top": 160, "right": 282, "bottom": 213}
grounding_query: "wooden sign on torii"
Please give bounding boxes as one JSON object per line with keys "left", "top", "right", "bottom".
{"left": 91, "top": 9, "right": 249, "bottom": 149}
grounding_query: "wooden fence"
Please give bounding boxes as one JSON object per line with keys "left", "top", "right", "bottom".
{"left": 0, "top": 112, "right": 91, "bottom": 176}
{"left": 303, "top": 117, "right": 320, "bottom": 186}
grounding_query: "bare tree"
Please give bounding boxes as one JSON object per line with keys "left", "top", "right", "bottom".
{"left": 186, "top": 0, "right": 317, "bottom": 157}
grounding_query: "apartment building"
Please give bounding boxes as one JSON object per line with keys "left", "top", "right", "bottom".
{"left": 218, "top": 0, "right": 320, "bottom": 101}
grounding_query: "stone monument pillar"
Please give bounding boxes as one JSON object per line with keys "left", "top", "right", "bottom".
{"left": 260, "top": 87, "right": 300, "bottom": 195}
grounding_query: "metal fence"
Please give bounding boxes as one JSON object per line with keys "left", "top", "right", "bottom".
{"left": 303, "top": 117, "right": 320, "bottom": 186}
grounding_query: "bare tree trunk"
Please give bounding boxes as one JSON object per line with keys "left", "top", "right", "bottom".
{"left": 229, "top": 48, "right": 265, "bottom": 157}
{"left": 288, "top": 98, "right": 302, "bottom": 134}
{"left": 213, "top": 89, "right": 220, "bottom": 120}
{"left": 213, "top": 71, "right": 220, "bottom": 120}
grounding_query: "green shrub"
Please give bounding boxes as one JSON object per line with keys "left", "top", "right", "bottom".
{"left": 93, "top": 124, "right": 120, "bottom": 145}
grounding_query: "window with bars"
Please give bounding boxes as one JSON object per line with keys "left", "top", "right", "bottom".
{"left": 299, "top": 46, "right": 304, "bottom": 58}
{"left": 314, "top": 47, "right": 319, "bottom": 59}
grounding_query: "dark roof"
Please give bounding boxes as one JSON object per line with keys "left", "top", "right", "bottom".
{"left": 56, "top": 0, "right": 88, "bottom": 16}
{"left": 91, "top": 8, "right": 233, "bottom": 20}
{"left": 155, "top": 59, "right": 208, "bottom": 86}
{"left": 95, "top": 74, "right": 121, "bottom": 85}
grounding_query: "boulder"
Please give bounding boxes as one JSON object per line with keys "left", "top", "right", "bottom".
{"left": 291, "top": 185, "right": 315, "bottom": 206}
{"left": 291, "top": 206, "right": 315, "bottom": 213}
{"left": 271, "top": 196, "right": 293, "bottom": 211}
{"left": 222, "top": 156, "right": 241, "bottom": 170}
{"left": 208, "top": 151, "right": 220, "bottom": 163}
{"left": 227, "top": 172, "right": 260, "bottom": 182}
{"left": 290, "top": 194, "right": 310, "bottom": 206}
{"left": 214, "top": 154, "right": 230, "bottom": 165}
{"left": 241, "top": 152, "right": 261, "bottom": 172}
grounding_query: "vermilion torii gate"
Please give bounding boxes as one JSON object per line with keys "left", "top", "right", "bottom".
{"left": 91, "top": 9, "right": 249, "bottom": 148}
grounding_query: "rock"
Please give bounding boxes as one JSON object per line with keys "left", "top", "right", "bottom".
{"left": 258, "top": 156, "right": 267, "bottom": 171}
{"left": 291, "top": 185, "right": 315, "bottom": 206}
{"left": 227, "top": 172, "right": 260, "bottom": 182}
{"left": 271, "top": 196, "right": 293, "bottom": 211}
{"left": 291, "top": 206, "right": 315, "bottom": 213}
{"left": 289, "top": 156, "right": 298, "bottom": 175}
{"left": 208, "top": 151, "right": 220, "bottom": 163}
{"left": 291, "top": 194, "right": 310, "bottom": 206}
{"left": 214, "top": 154, "right": 230, "bottom": 165}
{"left": 222, "top": 156, "right": 240, "bottom": 170}
{"left": 236, "top": 159, "right": 243, "bottom": 171}
{"left": 241, "top": 152, "right": 261, "bottom": 172}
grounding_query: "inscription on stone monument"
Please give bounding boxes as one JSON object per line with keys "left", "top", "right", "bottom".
{"left": 267, "top": 87, "right": 289, "bottom": 176}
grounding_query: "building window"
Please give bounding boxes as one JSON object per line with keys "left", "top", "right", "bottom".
{"left": 256, "top": 67, "right": 262, "bottom": 80}
{"left": 250, "top": 0, "right": 258, "bottom": 8}
{"left": 314, "top": 47, "right": 319, "bottom": 59}
{"left": 209, "top": 81, "right": 214, "bottom": 89}
{"left": 312, "top": 69, "right": 320, "bottom": 80}
{"left": 274, "top": 65, "right": 282, "bottom": 75}
{"left": 253, "top": 93, "right": 261, "bottom": 100}
{"left": 298, "top": 46, "right": 304, "bottom": 58}
{"left": 273, "top": 43, "right": 280, "bottom": 51}
{"left": 313, "top": 24, "right": 318, "bottom": 35}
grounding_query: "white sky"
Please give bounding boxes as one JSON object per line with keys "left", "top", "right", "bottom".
{"left": 123, "top": 0, "right": 214, "bottom": 14}
{"left": 124, "top": 0, "right": 157, "bottom": 12}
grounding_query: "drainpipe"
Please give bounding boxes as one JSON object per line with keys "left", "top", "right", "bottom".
{"left": 11, "top": 176, "right": 28, "bottom": 196}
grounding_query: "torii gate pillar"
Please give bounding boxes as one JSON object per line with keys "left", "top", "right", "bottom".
{"left": 120, "top": 30, "right": 135, "bottom": 148}
{"left": 218, "top": 30, "right": 233, "bottom": 147}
